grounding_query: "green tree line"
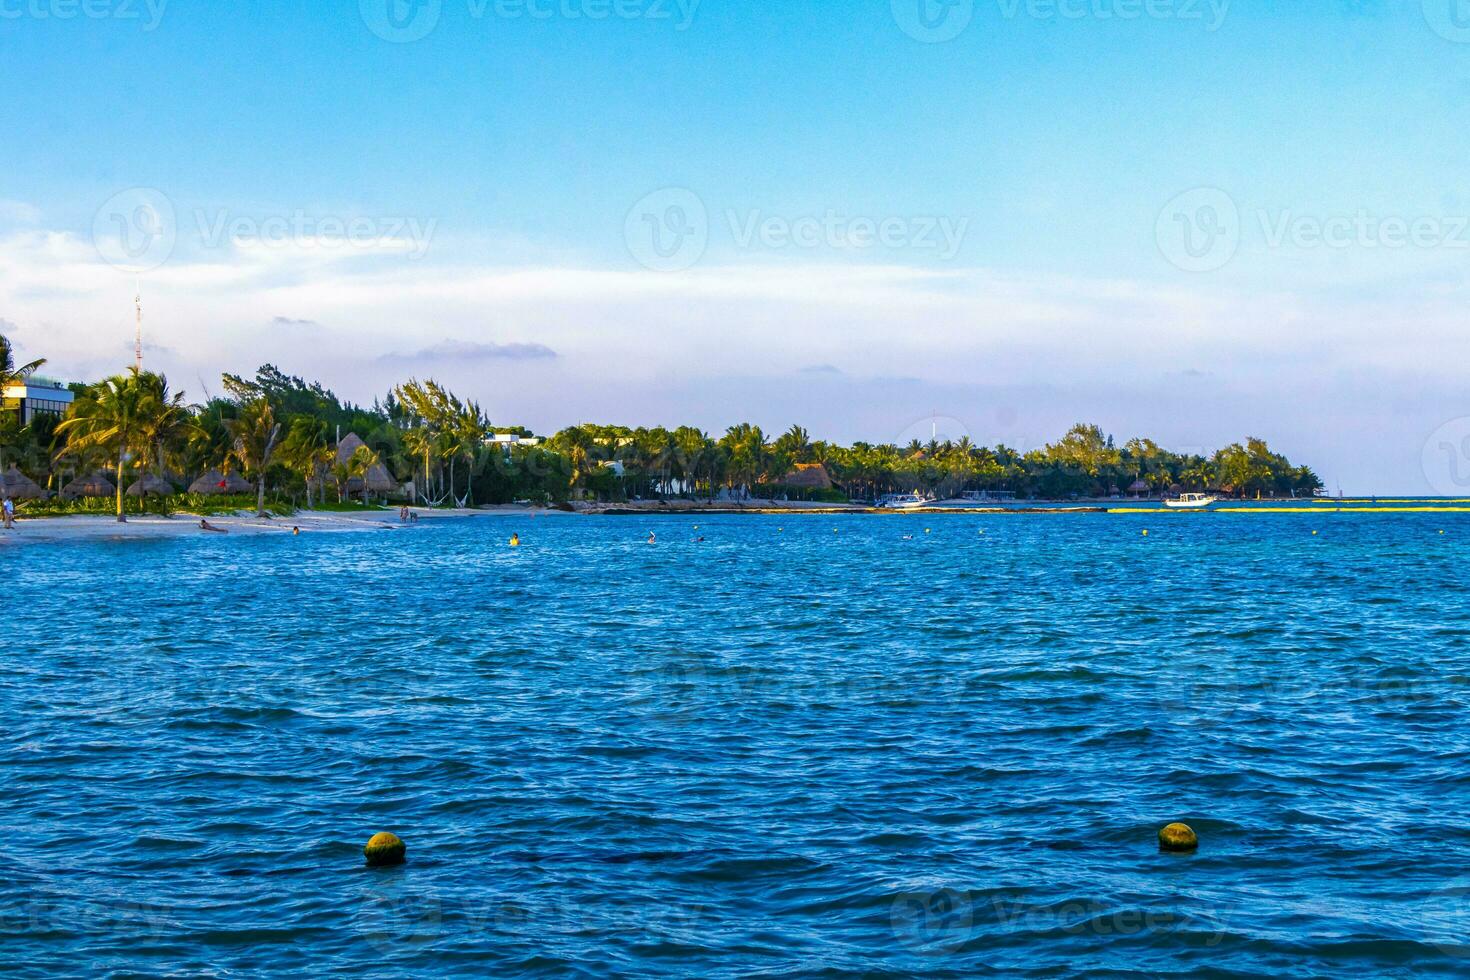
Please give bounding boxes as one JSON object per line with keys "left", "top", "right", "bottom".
{"left": 0, "top": 339, "right": 1323, "bottom": 518}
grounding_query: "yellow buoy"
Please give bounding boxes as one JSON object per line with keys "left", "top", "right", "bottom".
{"left": 1142, "top": 530, "right": 1149, "bottom": 537}
{"left": 364, "top": 831, "right": 406, "bottom": 867}
{"left": 1158, "top": 822, "right": 1198, "bottom": 852}
{"left": 1312, "top": 531, "right": 1318, "bottom": 536}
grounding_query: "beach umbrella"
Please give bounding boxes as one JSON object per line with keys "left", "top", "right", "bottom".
{"left": 0, "top": 466, "right": 48, "bottom": 500}
{"left": 60, "top": 471, "right": 116, "bottom": 499}
{"left": 126, "top": 474, "right": 176, "bottom": 497}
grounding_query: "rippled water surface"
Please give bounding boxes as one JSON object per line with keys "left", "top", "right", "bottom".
{"left": 7, "top": 512, "right": 1470, "bottom": 977}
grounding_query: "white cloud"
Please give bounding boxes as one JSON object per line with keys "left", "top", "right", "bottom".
{"left": 0, "top": 215, "right": 1465, "bottom": 493}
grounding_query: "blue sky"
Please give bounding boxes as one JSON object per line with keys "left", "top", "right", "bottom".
{"left": 2, "top": 0, "right": 1470, "bottom": 491}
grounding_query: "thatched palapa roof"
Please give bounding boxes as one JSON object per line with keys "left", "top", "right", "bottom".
{"left": 337, "top": 433, "right": 399, "bottom": 493}
{"left": 780, "top": 463, "right": 833, "bottom": 490}
{"left": 0, "top": 466, "right": 47, "bottom": 500}
{"left": 126, "top": 474, "right": 176, "bottom": 497}
{"left": 1127, "top": 479, "right": 1150, "bottom": 493}
{"left": 61, "top": 472, "right": 116, "bottom": 499}
{"left": 188, "top": 469, "right": 252, "bottom": 494}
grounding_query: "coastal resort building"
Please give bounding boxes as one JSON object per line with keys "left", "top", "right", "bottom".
{"left": 2, "top": 378, "right": 73, "bottom": 425}
{"left": 486, "top": 432, "right": 542, "bottom": 454}
{"left": 1127, "top": 479, "right": 1151, "bottom": 498}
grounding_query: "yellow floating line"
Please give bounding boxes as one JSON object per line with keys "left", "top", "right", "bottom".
{"left": 1108, "top": 506, "right": 1470, "bottom": 514}
{"left": 1315, "top": 498, "right": 1470, "bottom": 504}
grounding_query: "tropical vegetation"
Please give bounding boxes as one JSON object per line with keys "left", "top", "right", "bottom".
{"left": 0, "top": 335, "right": 1324, "bottom": 513}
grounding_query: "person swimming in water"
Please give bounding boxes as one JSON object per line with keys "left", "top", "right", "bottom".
{"left": 647, "top": 531, "right": 656, "bottom": 544}
{"left": 510, "top": 533, "right": 520, "bottom": 547}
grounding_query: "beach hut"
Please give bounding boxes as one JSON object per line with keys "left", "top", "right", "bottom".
{"left": 60, "top": 472, "right": 115, "bottom": 499}
{"left": 188, "top": 469, "right": 251, "bottom": 494}
{"left": 337, "top": 433, "right": 399, "bottom": 497}
{"left": 1127, "top": 479, "right": 1150, "bottom": 499}
{"left": 780, "top": 463, "right": 834, "bottom": 491}
{"left": 126, "top": 474, "right": 176, "bottom": 497}
{"left": 0, "top": 466, "right": 48, "bottom": 500}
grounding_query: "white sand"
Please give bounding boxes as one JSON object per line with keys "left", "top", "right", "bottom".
{"left": 0, "top": 506, "right": 551, "bottom": 546}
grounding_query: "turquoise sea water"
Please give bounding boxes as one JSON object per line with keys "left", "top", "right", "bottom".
{"left": 6, "top": 512, "right": 1470, "bottom": 977}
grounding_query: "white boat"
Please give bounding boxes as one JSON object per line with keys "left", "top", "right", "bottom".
{"left": 1164, "top": 493, "right": 1219, "bottom": 510}
{"left": 877, "top": 493, "right": 929, "bottom": 510}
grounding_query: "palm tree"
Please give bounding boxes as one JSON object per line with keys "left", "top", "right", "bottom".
{"left": 134, "top": 372, "right": 194, "bottom": 479}
{"left": 56, "top": 370, "right": 149, "bottom": 521}
{"left": 401, "top": 425, "right": 439, "bottom": 504}
{"left": 449, "top": 400, "right": 485, "bottom": 506}
{"left": 227, "top": 396, "right": 282, "bottom": 516}
{"left": 280, "top": 416, "right": 332, "bottom": 507}
{"left": 0, "top": 334, "right": 45, "bottom": 389}
{"left": 330, "top": 444, "right": 380, "bottom": 503}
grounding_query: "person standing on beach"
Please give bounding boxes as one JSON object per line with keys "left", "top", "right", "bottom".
{"left": 2, "top": 495, "right": 13, "bottom": 529}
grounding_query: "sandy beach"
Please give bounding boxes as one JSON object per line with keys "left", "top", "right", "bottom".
{"left": 0, "top": 507, "right": 520, "bottom": 545}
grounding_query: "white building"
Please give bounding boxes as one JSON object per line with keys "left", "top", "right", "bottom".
{"left": 3, "top": 379, "right": 74, "bottom": 424}
{"left": 485, "top": 433, "right": 542, "bottom": 452}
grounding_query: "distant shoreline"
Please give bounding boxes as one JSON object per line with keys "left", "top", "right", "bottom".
{"left": 5, "top": 496, "right": 1463, "bottom": 545}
